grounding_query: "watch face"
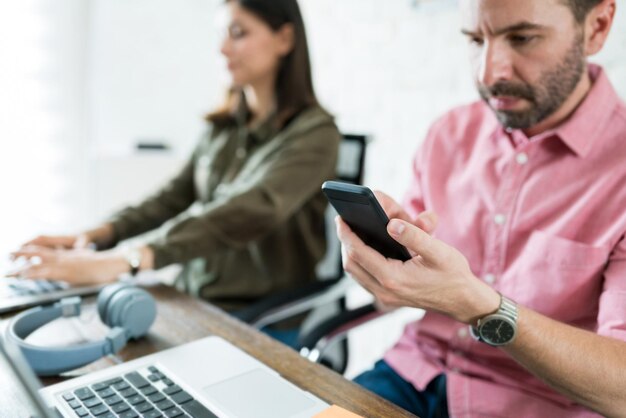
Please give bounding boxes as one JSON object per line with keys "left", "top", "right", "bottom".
{"left": 479, "top": 316, "right": 516, "bottom": 346}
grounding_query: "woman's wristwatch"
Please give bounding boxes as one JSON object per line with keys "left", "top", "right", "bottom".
{"left": 470, "top": 294, "right": 518, "bottom": 346}
{"left": 124, "top": 247, "right": 142, "bottom": 276}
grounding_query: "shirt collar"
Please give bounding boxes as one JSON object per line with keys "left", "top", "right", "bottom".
{"left": 554, "top": 64, "right": 620, "bottom": 158}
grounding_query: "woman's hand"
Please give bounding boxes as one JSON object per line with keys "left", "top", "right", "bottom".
{"left": 337, "top": 216, "right": 499, "bottom": 324}
{"left": 8, "top": 246, "right": 129, "bottom": 285}
{"left": 19, "top": 224, "right": 115, "bottom": 250}
{"left": 20, "top": 234, "right": 91, "bottom": 250}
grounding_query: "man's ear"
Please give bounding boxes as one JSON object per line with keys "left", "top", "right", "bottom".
{"left": 584, "top": 0, "right": 616, "bottom": 56}
{"left": 276, "top": 23, "right": 295, "bottom": 56}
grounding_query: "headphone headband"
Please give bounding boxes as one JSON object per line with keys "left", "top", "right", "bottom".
{"left": 5, "top": 284, "right": 156, "bottom": 376}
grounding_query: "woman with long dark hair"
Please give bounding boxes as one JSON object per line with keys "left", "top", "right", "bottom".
{"left": 12, "top": 0, "right": 340, "bottom": 311}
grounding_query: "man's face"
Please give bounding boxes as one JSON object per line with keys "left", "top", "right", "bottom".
{"left": 460, "top": 0, "right": 587, "bottom": 130}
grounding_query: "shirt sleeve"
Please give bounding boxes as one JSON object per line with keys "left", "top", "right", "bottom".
{"left": 107, "top": 148, "right": 197, "bottom": 243}
{"left": 597, "top": 234, "right": 626, "bottom": 341}
{"left": 148, "top": 123, "right": 340, "bottom": 269}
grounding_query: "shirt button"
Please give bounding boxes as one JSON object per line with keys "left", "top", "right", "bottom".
{"left": 457, "top": 327, "right": 468, "bottom": 338}
{"left": 494, "top": 214, "right": 506, "bottom": 225}
{"left": 484, "top": 274, "right": 496, "bottom": 284}
{"left": 516, "top": 152, "right": 529, "bottom": 165}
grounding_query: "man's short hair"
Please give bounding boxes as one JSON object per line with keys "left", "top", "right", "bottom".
{"left": 563, "top": 0, "right": 603, "bottom": 23}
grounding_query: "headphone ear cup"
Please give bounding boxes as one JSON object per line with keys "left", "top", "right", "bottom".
{"left": 97, "top": 282, "right": 131, "bottom": 323}
{"left": 105, "top": 287, "right": 156, "bottom": 339}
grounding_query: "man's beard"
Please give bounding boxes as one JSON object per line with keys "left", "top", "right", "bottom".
{"left": 478, "top": 35, "right": 586, "bottom": 131}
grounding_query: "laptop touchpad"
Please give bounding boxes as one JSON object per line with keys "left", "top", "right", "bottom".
{"left": 202, "top": 369, "right": 316, "bottom": 418}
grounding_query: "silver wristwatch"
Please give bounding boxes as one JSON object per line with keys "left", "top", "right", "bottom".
{"left": 124, "top": 247, "right": 142, "bottom": 277}
{"left": 470, "top": 294, "right": 518, "bottom": 346}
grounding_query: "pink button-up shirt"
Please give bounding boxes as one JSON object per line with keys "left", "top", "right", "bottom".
{"left": 384, "top": 65, "right": 626, "bottom": 417}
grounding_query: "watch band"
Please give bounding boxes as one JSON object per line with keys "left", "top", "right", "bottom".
{"left": 124, "top": 248, "right": 142, "bottom": 276}
{"left": 498, "top": 295, "right": 518, "bottom": 322}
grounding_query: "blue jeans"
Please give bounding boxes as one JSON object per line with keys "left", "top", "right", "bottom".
{"left": 354, "top": 360, "right": 449, "bottom": 417}
{"left": 261, "top": 327, "right": 300, "bottom": 348}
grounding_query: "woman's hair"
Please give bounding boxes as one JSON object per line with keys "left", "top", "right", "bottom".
{"left": 207, "top": 0, "right": 317, "bottom": 128}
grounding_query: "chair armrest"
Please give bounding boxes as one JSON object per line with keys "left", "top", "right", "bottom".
{"left": 298, "top": 303, "right": 386, "bottom": 362}
{"left": 235, "top": 276, "right": 354, "bottom": 329}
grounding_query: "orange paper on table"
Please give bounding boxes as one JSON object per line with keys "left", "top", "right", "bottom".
{"left": 313, "top": 405, "right": 365, "bottom": 418}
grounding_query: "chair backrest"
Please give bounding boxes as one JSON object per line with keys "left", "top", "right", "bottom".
{"left": 315, "top": 134, "right": 368, "bottom": 281}
{"left": 336, "top": 134, "right": 367, "bottom": 184}
{"left": 302, "top": 134, "right": 367, "bottom": 373}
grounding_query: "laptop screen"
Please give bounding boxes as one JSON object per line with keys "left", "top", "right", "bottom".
{"left": 0, "top": 338, "right": 56, "bottom": 418}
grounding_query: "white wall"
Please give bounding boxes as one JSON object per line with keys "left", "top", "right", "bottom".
{"left": 87, "top": 0, "right": 224, "bottom": 158}
{"left": 85, "top": 0, "right": 228, "bottom": 219}
{"left": 0, "top": 0, "right": 91, "bottom": 255}
{"left": 303, "top": 0, "right": 475, "bottom": 199}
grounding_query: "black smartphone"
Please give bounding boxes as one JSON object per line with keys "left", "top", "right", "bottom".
{"left": 322, "top": 181, "right": 412, "bottom": 261}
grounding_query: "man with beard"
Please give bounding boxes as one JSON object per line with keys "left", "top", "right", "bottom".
{"left": 338, "top": 0, "right": 625, "bottom": 417}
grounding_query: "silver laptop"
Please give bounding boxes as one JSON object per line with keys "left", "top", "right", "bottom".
{"left": 0, "top": 256, "right": 105, "bottom": 314}
{"left": 1, "top": 335, "right": 328, "bottom": 418}
{"left": 0, "top": 330, "right": 61, "bottom": 417}
{"left": 0, "top": 257, "right": 167, "bottom": 314}
{"left": 0, "top": 276, "right": 104, "bottom": 314}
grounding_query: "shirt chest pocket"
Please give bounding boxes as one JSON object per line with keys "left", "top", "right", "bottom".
{"left": 506, "top": 230, "right": 609, "bottom": 319}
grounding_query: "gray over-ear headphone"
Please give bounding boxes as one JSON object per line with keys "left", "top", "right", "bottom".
{"left": 5, "top": 283, "right": 157, "bottom": 376}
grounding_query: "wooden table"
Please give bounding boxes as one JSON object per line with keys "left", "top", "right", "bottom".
{"left": 1, "top": 284, "right": 416, "bottom": 418}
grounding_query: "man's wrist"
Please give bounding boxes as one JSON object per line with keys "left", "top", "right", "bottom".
{"left": 460, "top": 276, "right": 501, "bottom": 325}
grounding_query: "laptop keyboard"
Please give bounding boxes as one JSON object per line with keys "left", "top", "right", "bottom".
{"left": 0, "top": 278, "right": 69, "bottom": 298}
{"left": 61, "top": 366, "right": 219, "bottom": 418}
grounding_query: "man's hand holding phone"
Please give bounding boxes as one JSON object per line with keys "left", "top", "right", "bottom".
{"left": 372, "top": 190, "right": 438, "bottom": 243}
{"left": 331, "top": 185, "right": 499, "bottom": 324}
{"left": 338, "top": 190, "right": 438, "bottom": 311}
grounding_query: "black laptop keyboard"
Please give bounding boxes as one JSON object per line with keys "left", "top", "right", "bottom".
{"left": 61, "top": 366, "right": 218, "bottom": 418}
{"left": 1, "top": 278, "right": 69, "bottom": 298}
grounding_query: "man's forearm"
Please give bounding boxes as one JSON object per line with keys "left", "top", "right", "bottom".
{"left": 503, "top": 306, "right": 626, "bottom": 417}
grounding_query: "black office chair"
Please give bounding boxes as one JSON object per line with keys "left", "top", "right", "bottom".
{"left": 236, "top": 134, "right": 368, "bottom": 374}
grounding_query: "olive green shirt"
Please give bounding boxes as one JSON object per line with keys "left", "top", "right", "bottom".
{"left": 108, "top": 105, "right": 340, "bottom": 309}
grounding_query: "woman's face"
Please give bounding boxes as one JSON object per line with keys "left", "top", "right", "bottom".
{"left": 220, "top": 2, "right": 292, "bottom": 87}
